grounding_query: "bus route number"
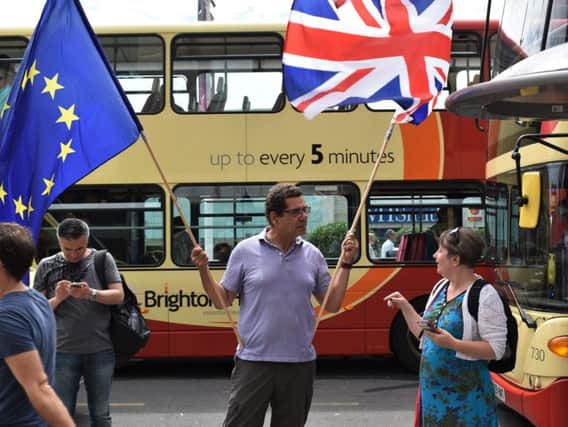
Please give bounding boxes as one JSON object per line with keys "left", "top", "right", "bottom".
{"left": 530, "top": 346, "right": 545, "bottom": 362}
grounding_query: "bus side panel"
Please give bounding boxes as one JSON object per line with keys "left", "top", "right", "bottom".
{"left": 169, "top": 329, "right": 238, "bottom": 357}
{"left": 439, "top": 112, "right": 487, "bottom": 180}
{"left": 493, "top": 374, "right": 568, "bottom": 427}
{"left": 135, "top": 320, "right": 171, "bottom": 358}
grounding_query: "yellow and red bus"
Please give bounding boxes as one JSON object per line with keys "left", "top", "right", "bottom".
{"left": 0, "top": 21, "right": 491, "bottom": 371}
{"left": 447, "top": 1, "right": 568, "bottom": 425}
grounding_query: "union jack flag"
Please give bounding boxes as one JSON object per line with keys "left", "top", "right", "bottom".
{"left": 283, "top": 0, "right": 453, "bottom": 123}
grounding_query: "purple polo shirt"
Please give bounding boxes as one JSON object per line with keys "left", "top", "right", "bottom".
{"left": 222, "top": 228, "right": 330, "bottom": 362}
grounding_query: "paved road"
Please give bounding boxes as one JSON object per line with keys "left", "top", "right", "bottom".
{"left": 73, "top": 357, "right": 534, "bottom": 426}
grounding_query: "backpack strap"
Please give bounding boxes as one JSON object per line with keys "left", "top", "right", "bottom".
{"left": 93, "top": 249, "right": 108, "bottom": 290}
{"left": 424, "top": 278, "right": 449, "bottom": 313}
{"left": 467, "top": 278, "right": 488, "bottom": 322}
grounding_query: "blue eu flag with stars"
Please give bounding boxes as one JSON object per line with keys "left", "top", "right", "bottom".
{"left": 0, "top": 0, "right": 142, "bottom": 242}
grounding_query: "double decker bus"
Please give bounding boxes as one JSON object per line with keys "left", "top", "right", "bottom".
{"left": 0, "top": 20, "right": 491, "bottom": 371}
{"left": 447, "top": 1, "right": 568, "bottom": 425}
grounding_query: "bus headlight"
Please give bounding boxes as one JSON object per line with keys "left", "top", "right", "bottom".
{"left": 548, "top": 336, "right": 568, "bottom": 357}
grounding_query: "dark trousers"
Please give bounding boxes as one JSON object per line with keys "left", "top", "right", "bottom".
{"left": 223, "top": 357, "right": 316, "bottom": 427}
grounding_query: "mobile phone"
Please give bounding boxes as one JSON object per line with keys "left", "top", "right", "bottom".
{"left": 70, "top": 282, "right": 83, "bottom": 288}
{"left": 417, "top": 319, "right": 439, "bottom": 333}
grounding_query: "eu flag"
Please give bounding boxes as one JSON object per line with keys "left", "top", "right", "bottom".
{"left": 0, "top": 0, "right": 142, "bottom": 242}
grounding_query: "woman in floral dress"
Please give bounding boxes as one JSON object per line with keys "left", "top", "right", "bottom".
{"left": 385, "top": 227, "right": 508, "bottom": 427}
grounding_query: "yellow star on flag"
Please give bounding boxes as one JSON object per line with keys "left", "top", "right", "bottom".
{"left": 20, "top": 69, "right": 29, "bottom": 90}
{"left": 56, "top": 104, "right": 79, "bottom": 130}
{"left": 57, "top": 139, "right": 76, "bottom": 162}
{"left": 27, "top": 60, "right": 41, "bottom": 85}
{"left": 0, "top": 183, "right": 7, "bottom": 204}
{"left": 42, "top": 73, "right": 64, "bottom": 100}
{"left": 42, "top": 174, "right": 56, "bottom": 196}
{"left": 0, "top": 102, "right": 9, "bottom": 119}
{"left": 13, "top": 196, "right": 27, "bottom": 220}
{"left": 27, "top": 197, "right": 34, "bottom": 219}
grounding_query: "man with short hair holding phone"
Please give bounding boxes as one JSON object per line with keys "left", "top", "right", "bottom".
{"left": 34, "top": 218, "right": 124, "bottom": 426}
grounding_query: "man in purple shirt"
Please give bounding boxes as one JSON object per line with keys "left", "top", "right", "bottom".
{"left": 192, "top": 183, "right": 358, "bottom": 427}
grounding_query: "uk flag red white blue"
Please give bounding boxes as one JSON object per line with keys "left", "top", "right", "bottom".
{"left": 283, "top": 0, "right": 453, "bottom": 124}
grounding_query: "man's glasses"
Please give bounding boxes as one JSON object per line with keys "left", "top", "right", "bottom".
{"left": 449, "top": 227, "right": 460, "bottom": 245}
{"left": 283, "top": 205, "right": 311, "bottom": 217}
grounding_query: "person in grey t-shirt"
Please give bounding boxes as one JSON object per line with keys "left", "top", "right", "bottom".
{"left": 34, "top": 218, "right": 123, "bottom": 427}
{"left": 192, "top": 183, "right": 359, "bottom": 427}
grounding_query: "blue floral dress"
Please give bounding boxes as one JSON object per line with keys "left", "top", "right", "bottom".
{"left": 419, "top": 284, "right": 498, "bottom": 427}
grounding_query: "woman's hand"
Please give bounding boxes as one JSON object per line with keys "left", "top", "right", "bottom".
{"left": 423, "top": 327, "right": 458, "bottom": 350}
{"left": 384, "top": 291, "right": 422, "bottom": 338}
{"left": 384, "top": 291, "right": 409, "bottom": 310}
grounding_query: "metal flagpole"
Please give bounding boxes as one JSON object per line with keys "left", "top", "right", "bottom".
{"left": 313, "top": 117, "right": 396, "bottom": 338}
{"left": 140, "top": 132, "right": 245, "bottom": 348}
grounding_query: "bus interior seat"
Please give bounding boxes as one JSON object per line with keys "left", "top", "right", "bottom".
{"left": 396, "top": 232, "right": 434, "bottom": 262}
{"left": 207, "top": 77, "right": 227, "bottom": 112}
{"left": 141, "top": 78, "right": 163, "bottom": 113}
{"left": 242, "top": 95, "right": 250, "bottom": 111}
{"left": 272, "top": 92, "right": 285, "bottom": 111}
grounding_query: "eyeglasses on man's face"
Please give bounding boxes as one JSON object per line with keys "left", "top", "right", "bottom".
{"left": 283, "top": 205, "right": 311, "bottom": 217}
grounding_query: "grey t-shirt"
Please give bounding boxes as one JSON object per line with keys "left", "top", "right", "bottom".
{"left": 34, "top": 249, "right": 121, "bottom": 354}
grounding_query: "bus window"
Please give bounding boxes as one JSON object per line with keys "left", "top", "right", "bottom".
{"left": 366, "top": 183, "right": 485, "bottom": 263}
{"left": 172, "top": 184, "right": 272, "bottom": 265}
{"left": 492, "top": 0, "right": 549, "bottom": 77}
{"left": 485, "top": 182, "right": 509, "bottom": 263}
{"left": 171, "top": 33, "right": 283, "bottom": 113}
{"left": 0, "top": 37, "right": 27, "bottom": 103}
{"left": 510, "top": 184, "right": 548, "bottom": 266}
{"left": 299, "top": 183, "right": 358, "bottom": 261}
{"left": 98, "top": 34, "right": 165, "bottom": 114}
{"left": 40, "top": 185, "right": 164, "bottom": 266}
{"left": 172, "top": 182, "right": 357, "bottom": 265}
{"left": 547, "top": 1, "right": 568, "bottom": 48}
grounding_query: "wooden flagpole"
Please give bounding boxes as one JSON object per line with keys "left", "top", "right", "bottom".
{"left": 140, "top": 132, "right": 245, "bottom": 348}
{"left": 313, "top": 119, "right": 396, "bottom": 337}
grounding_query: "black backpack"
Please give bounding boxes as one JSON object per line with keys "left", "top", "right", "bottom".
{"left": 94, "top": 250, "right": 151, "bottom": 365}
{"left": 467, "top": 279, "right": 518, "bottom": 373}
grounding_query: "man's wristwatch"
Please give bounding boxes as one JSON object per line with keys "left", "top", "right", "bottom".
{"left": 89, "top": 288, "right": 97, "bottom": 302}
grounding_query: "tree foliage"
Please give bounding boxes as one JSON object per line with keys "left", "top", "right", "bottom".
{"left": 306, "top": 222, "right": 348, "bottom": 258}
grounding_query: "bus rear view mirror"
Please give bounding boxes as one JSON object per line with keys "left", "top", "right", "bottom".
{"left": 519, "top": 172, "right": 541, "bottom": 229}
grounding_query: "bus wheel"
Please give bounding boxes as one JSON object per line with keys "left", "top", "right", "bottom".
{"left": 390, "top": 296, "right": 427, "bottom": 373}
